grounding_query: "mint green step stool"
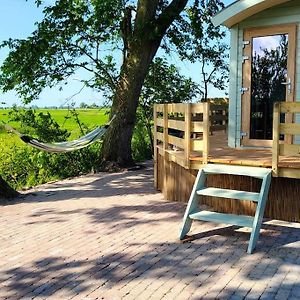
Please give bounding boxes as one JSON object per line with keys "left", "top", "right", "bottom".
{"left": 179, "top": 164, "right": 272, "bottom": 254}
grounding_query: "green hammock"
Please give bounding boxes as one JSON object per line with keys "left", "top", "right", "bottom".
{"left": 4, "top": 116, "right": 115, "bottom": 153}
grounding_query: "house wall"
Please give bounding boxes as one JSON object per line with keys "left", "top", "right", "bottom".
{"left": 229, "top": 0, "right": 300, "bottom": 147}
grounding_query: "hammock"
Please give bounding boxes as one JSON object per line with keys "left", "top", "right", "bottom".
{"left": 4, "top": 116, "right": 115, "bottom": 153}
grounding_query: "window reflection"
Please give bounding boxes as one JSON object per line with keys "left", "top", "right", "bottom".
{"left": 250, "top": 34, "right": 288, "bottom": 140}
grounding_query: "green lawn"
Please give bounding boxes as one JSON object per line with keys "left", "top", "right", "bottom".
{"left": 0, "top": 108, "right": 109, "bottom": 153}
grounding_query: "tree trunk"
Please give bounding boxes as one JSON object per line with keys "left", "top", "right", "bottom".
{"left": 102, "top": 0, "right": 188, "bottom": 167}
{"left": 0, "top": 176, "right": 19, "bottom": 199}
{"left": 102, "top": 42, "right": 160, "bottom": 166}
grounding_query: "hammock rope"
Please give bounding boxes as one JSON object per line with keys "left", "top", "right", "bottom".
{"left": 4, "top": 115, "right": 115, "bottom": 153}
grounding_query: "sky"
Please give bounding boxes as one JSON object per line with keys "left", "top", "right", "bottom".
{"left": 0, "top": 0, "right": 233, "bottom": 108}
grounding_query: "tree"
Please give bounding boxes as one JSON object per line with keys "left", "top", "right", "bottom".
{"left": 0, "top": 177, "right": 19, "bottom": 199}
{"left": 166, "top": 0, "right": 229, "bottom": 101}
{"left": 0, "top": 0, "right": 227, "bottom": 168}
{"left": 139, "top": 57, "right": 200, "bottom": 151}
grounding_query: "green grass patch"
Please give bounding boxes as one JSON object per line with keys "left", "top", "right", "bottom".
{"left": 0, "top": 108, "right": 110, "bottom": 190}
{"left": 0, "top": 108, "right": 109, "bottom": 154}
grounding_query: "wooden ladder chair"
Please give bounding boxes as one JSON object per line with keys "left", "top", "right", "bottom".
{"left": 179, "top": 164, "right": 272, "bottom": 254}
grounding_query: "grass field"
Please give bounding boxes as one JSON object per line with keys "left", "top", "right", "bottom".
{"left": 0, "top": 108, "right": 109, "bottom": 153}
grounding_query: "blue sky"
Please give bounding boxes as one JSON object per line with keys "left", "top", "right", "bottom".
{"left": 0, "top": 0, "right": 233, "bottom": 107}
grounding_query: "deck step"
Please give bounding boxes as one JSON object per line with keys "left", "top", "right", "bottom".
{"left": 196, "top": 187, "right": 260, "bottom": 202}
{"left": 179, "top": 164, "right": 272, "bottom": 253}
{"left": 202, "top": 164, "right": 271, "bottom": 179}
{"left": 189, "top": 210, "right": 254, "bottom": 228}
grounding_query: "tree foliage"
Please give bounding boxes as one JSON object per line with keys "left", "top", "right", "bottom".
{"left": 0, "top": 0, "right": 227, "bottom": 168}
{"left": 166, "top": 0, "right": 229, "bottom": 100}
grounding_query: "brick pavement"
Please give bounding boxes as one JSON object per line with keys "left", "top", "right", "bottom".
{"left": 0, "top": 162, "right": 300, "bottom": 299}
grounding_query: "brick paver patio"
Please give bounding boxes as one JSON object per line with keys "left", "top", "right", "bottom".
{"left": 1, "top": 163, "right": 300, "bottom": 299}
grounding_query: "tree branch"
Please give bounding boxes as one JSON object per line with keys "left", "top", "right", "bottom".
{"left": 155, "top": 0, "right": 188, "bottom": 39}
{"left": 68, "top": 42, "right": 117, "bottom": 90}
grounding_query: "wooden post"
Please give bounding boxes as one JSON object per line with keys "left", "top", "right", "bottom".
{"left": 153, "top": 105, "right": 158, "bottom": 188}
{"left": 203, "top": 102, "right": 210, "bottom": 165}
{"left": 272, "top": 102, "right": 280, "bottom": 177}
{"left": 163, "top": 104, "right": 169, "bottom": 199}
{"left": 184, "top": 104, "right": 191, "bottom": 169}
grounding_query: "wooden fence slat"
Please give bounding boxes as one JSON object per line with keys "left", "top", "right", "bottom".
{"left": 191, "top": 122, "right": 204, "bottom": 132}
{"left": 272, "top": 103, "right": 280, "bottom": 176}
{"left": 157, "top": 132, "right": 164, "bottom": 142}
{"left": 155, "top": 104, "right": 164, "bottom": 112}
{"left": 191, "top": 140, "right": 204, "bottom": 151}
{"left": 279, "top": 144, "right": 300, "bottom": 156}
{"left": 191, "top": 103, "right": 204, "bottom": 113}
{"left": 280, "top": 102, "right": 300, "bottom": 113}
{"left": 167, "top": 103, "right": 186, "bottom": 113}
{"left": 168, "top": 119, "right": 185, "bottom": 131}
{"left": 185, "top": 105, "right": 191, "bottom": 168}
{"left": 168, "top": 135, "right": 185, "bottom": 149}
{"left": 279, "top": 123, "right": 300, "bottom": 135}
{"left": 156, "top": 118, "right": 163, "bottom": 127}
{"left": 153, "top": 105, "right": 158, "bottom": 188}
{"left": 203, "top": 102, "right": 209, "bottom": 164}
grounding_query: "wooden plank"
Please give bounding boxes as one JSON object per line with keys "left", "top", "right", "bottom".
{"left": 166, "top": 103, "right": 186, "bottom": 114}
{"left": 163, "top": 104, "right": 169, "bottom": 193}
{"left": 241, "top": 27, "right": 252, "bottom": 147}
{"left": 279, "top": 144, "right": 300, "bottom": 156}
{"left": 203, "top": 102, "right": 210, "bottom": 164}
{"left": 279, "top": 123, "right": 300, "bottom": 135}
{"left": 155, "top": 104, "right": 164, "bottom": 112}
{"left": 156, "top": 118, "right": 163, "bottom": 127}
{"left": 168, "top": 135, "right": 185, "bottom": 149}
{"left": 280, "top": 102, "right": 300, "bottom": 113}
{"left": 202, "top": 164, "right": 272, "bottom": 179}
{"left": 191, "top": 103, "right": 204, "bottom": 114}
{"left": 168, "top": 119, "right": 185, "bottom": 131}
{"left": 278, "top": 168, "right": 300, "bottom": 179}
{"left": 165, "top": 150, "right": 187, "bottom": 169}
{"left": 196, "top": 187, "right": 260, "bottom": 202}
{"left": 153, "top": 105, "right": 158, "bottom": 188}
{"left": 191, "top": 140, "right": 204, "bottom": 151}
{"left": 189, "top": 210, "right": 254, "bottom": 228}
{"left": 185, "top": 105, "right": 191, "bottom": 169}
{"left": 191, "top": 122, "right": 204, "bottom": 132}
{"left": 157, "top": 132, "right": 164, "bottom": 142}
{"left": 272, "top": 102, "right": 280, "bottom": 176}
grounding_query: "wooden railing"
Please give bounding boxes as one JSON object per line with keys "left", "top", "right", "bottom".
{"left": 153, "top": 102, "right": 228, "bottom": 182}
{"left": 272, "top": 102, "right": 300, "bottom": 178}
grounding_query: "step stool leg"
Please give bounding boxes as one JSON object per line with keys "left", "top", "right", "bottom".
{"left": 247, "top": 173, "right": 272, "bottom": 254}
{"left": 179, "top": 169, "right": 206, "bottom": 240}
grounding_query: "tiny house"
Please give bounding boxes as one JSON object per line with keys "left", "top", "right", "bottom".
{"left": 212, "top": 0, "right": 300, "bottom": 148}
{"left": 154, "top": 0, "right": 300, "bottom": 222}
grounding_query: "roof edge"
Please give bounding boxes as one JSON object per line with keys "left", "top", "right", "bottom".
{"left": 212, "top": 0, "right": 292, "bottom": 28}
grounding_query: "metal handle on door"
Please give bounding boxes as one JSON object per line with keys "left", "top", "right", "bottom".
{"left": 281, "top": 78, "right": 292, "bottom": 94}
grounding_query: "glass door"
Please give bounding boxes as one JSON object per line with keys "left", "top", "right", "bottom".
{"left": 241, "top": 24, "right": 296, "bottom": 147}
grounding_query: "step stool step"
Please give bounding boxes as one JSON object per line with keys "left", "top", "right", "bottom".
{"left": 202, "top": 164, "right": 272, "bottom": 179}
{"left": 196, "top": 187, "right": 260, "bottom": 202}
{"left": 189, "top": 210, "right": 254, "bottom": 228}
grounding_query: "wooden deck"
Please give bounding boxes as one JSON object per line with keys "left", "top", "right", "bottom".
{"left": 158, "top": 131, "right": 300, "bottom": 172}
{"left": 154, "top": 103, "right": 300, "bottom": 222}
